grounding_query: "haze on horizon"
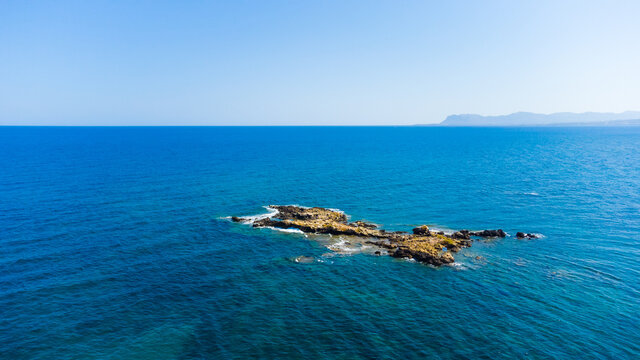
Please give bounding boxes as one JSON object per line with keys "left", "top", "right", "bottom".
{"left": 1, "top": 0, "right": 639, "bottom": 126}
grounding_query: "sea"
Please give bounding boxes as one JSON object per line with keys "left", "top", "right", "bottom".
{"left": 1, "top": 126, "right": 639, "bottom": 359}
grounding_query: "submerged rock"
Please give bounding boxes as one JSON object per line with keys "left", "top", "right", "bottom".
{"left": 231, "top": 205, "right": 508, "bottom": 267}
{"left": 293, "top": 255, "right": 316, "bottom": 264}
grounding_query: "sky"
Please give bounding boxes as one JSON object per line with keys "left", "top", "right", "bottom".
{"left": 1, "top": 0, "right": 639, "bottom": 125}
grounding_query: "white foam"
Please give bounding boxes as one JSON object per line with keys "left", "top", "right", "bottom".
{"left": 429, "top": 226, "right": 455, "bottom": 235}
{"left": 447, "top": 262, "right": 470, "bottom": 270}
{"left": 327, "top": 238, "right": 359, "bottom": 253}
{"left": 236, "top": 206, "right": 278, "bottom": 224}
{"left": 523, "top": 192, "right": 540, "bottom": 196}
{"left": 513, "top": 232, "right": 545, "bottom": 239}
{"left": 266, "top": 227, "right": 304, "bottom": 234}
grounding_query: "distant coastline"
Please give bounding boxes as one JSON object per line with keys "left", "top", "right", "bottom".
{"left": 419, "top": 111, "right": 640, "bottom": 127}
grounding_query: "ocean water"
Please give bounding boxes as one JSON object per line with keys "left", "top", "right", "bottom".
{"left": 1, "top": 126, "right": 639, "bottom": 359}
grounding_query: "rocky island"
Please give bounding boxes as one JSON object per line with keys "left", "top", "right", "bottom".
{"left": 231, "top": 205, "right": 534, "bottom": 266}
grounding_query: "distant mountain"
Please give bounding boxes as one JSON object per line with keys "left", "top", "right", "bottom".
{"left": 439, "top": 111, "right": 640, "bottom": 126}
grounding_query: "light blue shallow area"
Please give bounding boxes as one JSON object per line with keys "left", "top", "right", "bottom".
{"left": 1, "top": 127, "right": 639, "bottom": 359}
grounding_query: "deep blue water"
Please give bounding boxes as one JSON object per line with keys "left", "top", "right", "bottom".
{"left": 1, "top": 126, "right": 639, "bottom": 359}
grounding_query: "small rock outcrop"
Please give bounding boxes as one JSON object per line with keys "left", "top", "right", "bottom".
{"left": 232, "top": 206, "right": 531, "bottom": 267}
{"left": 272, "top": 205, "right": 348, "bottom": 222}
{"left": 469, "top": 229, "right": 507, "bottom": 238}
{"left": 516, "top": 232, "right": 538, "bottom": 239}
{"left": 452, "top": 231, "right": 470, "bottom": 240}
{"left": 412, "top": 225, "right": 431, "bottom": 236}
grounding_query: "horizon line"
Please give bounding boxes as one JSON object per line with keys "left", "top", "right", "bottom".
{"left": 2, "top": 124, "right": 640, "bottom": 128}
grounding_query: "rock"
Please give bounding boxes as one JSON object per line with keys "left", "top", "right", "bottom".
{"left": 270, "top": 205, "right": 348, "bottom": 222}
{"left": 471, "top": 229, "right": 506, "bottom": 238}
{"left": 366, "top": 240, "right": 397, "bottom": 249}
{"left": 351, "top": 220, "right": 377, "bottom": 229}
{"left": 516, "top": 232, "right": 537, "bottom": 239}
{"left": 441, "top": 252, "right": 455, "bottom": 264}
{"left": 452, "top": 231, "right": 470, "bottom": 240}
{"left": 391, "top": 237, "right": 459, "bottom": 265}
{"left": 448, "top": 245, "right": 461, "bottom": 252}
{"left": 374, "top": 251, "right": 381, "bottom": 255}
{"left": 412, "top": 225, "right": 431, "bottom": 236}
{"left": 231, "top": 216, "right": 243, "bottom": 222}
{"left": 392, "top": 247, "right": 452, "bottom": 266}
{"left": 456, "top": 239, "right": 472, "bottom": 248}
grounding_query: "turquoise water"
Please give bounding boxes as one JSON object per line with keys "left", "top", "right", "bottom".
{"left": 1, "top": 127, "right": 639, "bottom": 359}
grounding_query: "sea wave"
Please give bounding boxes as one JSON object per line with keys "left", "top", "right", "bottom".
{"left": 428, "top": 226, "right": 455, "bottom": 235}
{"left": 449, "top": 262, "right": 469, "bottom": 270}
{"left": 266, "top": 227, "right": 304, "bottom": 234}
{"left": 235, "top": 206, "right": 278, "bottom": 224}
{"left": 327, "top": 207, "right": 346, "bottom": 216}
{"left": 328, "top": 238, "right": 359, "bottom": 253}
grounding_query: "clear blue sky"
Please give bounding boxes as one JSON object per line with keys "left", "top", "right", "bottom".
{"left": 1, "top": 0, "right": 639, "bottom": 125}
